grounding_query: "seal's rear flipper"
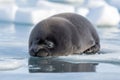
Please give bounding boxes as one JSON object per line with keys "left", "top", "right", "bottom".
{"left": 83, "top": 43, "right": 100, "bottom": 54}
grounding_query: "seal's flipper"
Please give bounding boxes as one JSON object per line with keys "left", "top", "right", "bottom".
{"left": 83, "top": 43, "right": 100, "bottom": 54}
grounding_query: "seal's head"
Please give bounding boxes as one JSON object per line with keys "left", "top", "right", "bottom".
{"left": 29, "top": 17, "right": 79, "bottom": 57}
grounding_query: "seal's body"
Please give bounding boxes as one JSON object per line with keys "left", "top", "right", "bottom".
{"left": 29, "top": 13, "right": 100, "bottom": 57}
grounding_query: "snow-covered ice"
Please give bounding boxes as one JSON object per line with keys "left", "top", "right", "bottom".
{"left": 57, "top": 53, "right": 120, "bottom": 64}
{"left": 0, "top": 58, "right": 25, "bottom": 71}
{"left": 85, "top": 0, "right": 120, "bottom": 26}
{"left": 15, "top": 8, "right": 54, "bottom": 24}
{"left": 106, "top": 0, "right": 120, "bottom": 11}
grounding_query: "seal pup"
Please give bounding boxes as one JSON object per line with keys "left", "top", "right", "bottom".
{"left": 29, "top": 13, "right": 100, "bottom": 57}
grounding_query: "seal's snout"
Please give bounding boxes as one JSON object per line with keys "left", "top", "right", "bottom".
{"left": 29, "top": 44, "right": 50, "bottom": 57}
{"left": 29, "top": 48, "right": 49, "bottom": 57}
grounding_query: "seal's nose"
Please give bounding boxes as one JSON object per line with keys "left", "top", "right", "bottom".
{"left": 29, "top": 48, "right": 49, "bottom": 57}
{"left": 32, "top": 45, "right": 39, "bottom": 52}
{"left": 29, "top": 45, "right": 39, "bottom": 56}
{"left": 29, "top": 49, "right": 35, "bottom": 56}
{"left": 32, "top": 44, "right": 45, "bottom": 52}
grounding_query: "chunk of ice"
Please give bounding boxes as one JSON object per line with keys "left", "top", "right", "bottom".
{"left": 0, "top": 4, "right": 18, "bottom": 22}
{"left": 0, "top": 58, "right": 25, "bottom": 71}
{"left": 87, "top": 4, "right": 120, "bottom": 26}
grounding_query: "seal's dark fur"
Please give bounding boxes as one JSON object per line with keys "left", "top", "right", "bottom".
{"left": 29, "top": 13, "right": 100, "bottom": 57}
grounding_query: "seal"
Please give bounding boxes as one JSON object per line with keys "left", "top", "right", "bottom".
{"left": 29, "top": 13, "right": 100, "bottom": 57}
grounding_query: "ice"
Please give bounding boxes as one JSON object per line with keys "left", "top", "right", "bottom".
{"left": 0, "top": 4, "right": 18, "bottom": 22}
{"left": 16, "top": 0, "right": 39, "bottom": 7}
{"left": 15, "top": 8, "right": 63, "bottom": 24}
{"left": 0, "top": 58, "right": 25, "bottom": 71}
{"left": 57, "top": 53, "right": 120, "bottom": 64}
{"left": 37, "top": 0, "right": 74, "bottom": 11}
{"left": 0, "top": 23, "right": 15, "bottom": 34}
{"left": 77, "top": 7, "right": 89, "bottom": 17}
{"left": 81, "top": 0, "right": 120, "bottom": 26}
{"left": 15, "top": 0, "right": 74, "bottom": 24}
{"left": 106, "top": 0, "right": 120, "bottom": 11}
{"left": 0, "top": 0, "right": 74, "bottom": 24}
{"left": 0, "top": 0, "right": 119, "bottom": 25}
{"left": 86, "top": 1, "right": 120, "bottom": 26}
{"left": 0, "top": 73, "right": 120, "bottom": 80}
{"left": 15, "top": 8, "right": 50, "bottom": 24}
{"left": 83, "top": 0, "right": 106, "bottom": 8}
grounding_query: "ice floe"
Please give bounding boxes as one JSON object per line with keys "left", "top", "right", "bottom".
{"left": 87, "top": 5, "right": 120, "bottom": 26}
{"left": 85, "top": 0, "right": 120, "bottom": 26}
{"left": 15, "top": 8, "right": 52, "bottom": 24}
{"left": 106, "top": 0, "right": 120, "bottom": 11}
{"left": 0, "top": 58, "right": 25, "bottom": 71}
{"left": 57, "top": 53, "right": 120, "bottom": 64}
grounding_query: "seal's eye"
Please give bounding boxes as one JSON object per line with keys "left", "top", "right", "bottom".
{"left": 37, "top": 39, "right": 44, "bottom": 44}
{"left": 45, "top": 40, "right": 54, "bottom": 48}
